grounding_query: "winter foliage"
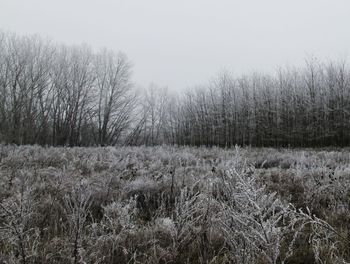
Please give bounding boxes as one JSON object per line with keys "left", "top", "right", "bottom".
{"left": 1, "top": 145, "right": 350, "bottom": 263}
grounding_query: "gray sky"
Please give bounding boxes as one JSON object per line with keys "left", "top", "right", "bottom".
{"left": 1, "top": 0, "right": 350, "bottom": 91}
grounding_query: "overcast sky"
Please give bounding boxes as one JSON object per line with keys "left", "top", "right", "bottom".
{"left": 1, "top": 0, "right": 350, "bottom": 91}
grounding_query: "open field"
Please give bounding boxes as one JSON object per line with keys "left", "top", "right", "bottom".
{"left": 1, "top": 145, "right": 350, "bottom": 263}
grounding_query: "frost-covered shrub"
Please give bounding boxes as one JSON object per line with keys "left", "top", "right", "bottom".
{"left": 218, "top": 168, "right": 347, "bottom": 264}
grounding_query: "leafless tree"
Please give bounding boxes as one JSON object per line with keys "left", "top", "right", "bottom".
{"left": 92, "top": 50, "right": 135, "bottom": 146}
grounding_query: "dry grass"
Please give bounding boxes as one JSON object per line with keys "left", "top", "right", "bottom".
{"left": 0, "top": 145, "right": 350, "bottom": 263}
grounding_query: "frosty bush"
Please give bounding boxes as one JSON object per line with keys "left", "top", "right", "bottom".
{"left": 218, "top": 168, "right": 347, "bottom": 264}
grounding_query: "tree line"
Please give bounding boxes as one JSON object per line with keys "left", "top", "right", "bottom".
{"left": 0, "top": 32, "right": 135, "bottom": 146}
{"left": 168, "top": 62, "right": 350, "bottom": 147}
{"left": 1, "top": 31, "right": 350, "bottom": 147}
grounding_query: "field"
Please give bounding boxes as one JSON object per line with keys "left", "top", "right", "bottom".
{"left": 1, "top": 145, "right": 350, "bottom": 264}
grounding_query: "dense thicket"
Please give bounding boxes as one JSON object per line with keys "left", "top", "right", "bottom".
{"left": 1, "top": 31, "right": 350, "bottom": 147}
{"left": 133, "top": 61, "right": 350, "bottom": 147}
{"left": 1, "top": 145, "right": 350, "bottom": 263}
{"left": 168, "top": 63, "right": 350, "bottom": 147}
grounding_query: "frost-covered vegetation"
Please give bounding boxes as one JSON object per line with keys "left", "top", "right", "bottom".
{"left": 2, "top": 31, "right": 350, "bottom": 148}
{"left": 1, "top": 145, "right": 350, "bottom": 263}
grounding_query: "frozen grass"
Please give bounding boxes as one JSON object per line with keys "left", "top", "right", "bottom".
{"left": 0, "top": 145, "right": 350, "bottom": 263}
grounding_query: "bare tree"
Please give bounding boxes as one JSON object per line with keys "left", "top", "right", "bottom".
{"left": 92, "top": 50, "right": 135, "bottom": 146}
